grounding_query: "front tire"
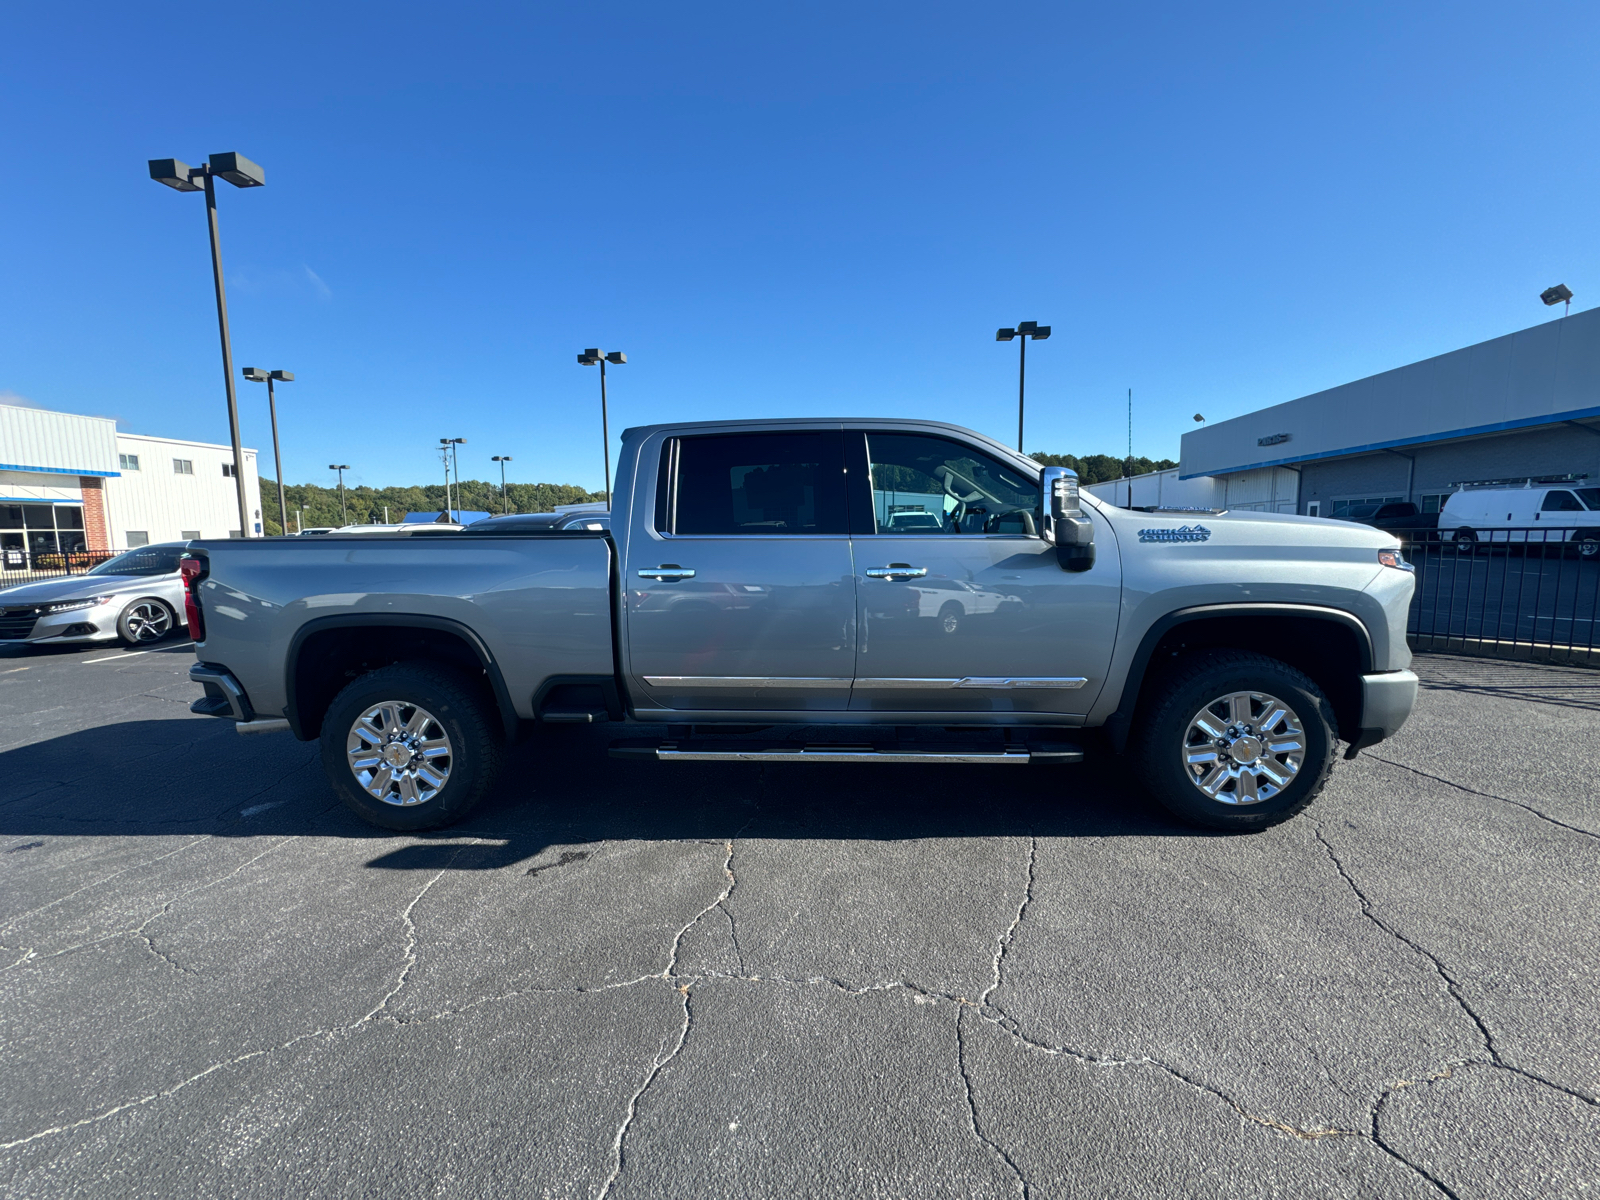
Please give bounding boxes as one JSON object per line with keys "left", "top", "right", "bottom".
{"left": 320, "top": 663, "right": 504, "bottom": 831}
{"left": 1132, "top": 650, "right": 1337, "bottom": 832}
{"left": 117, "top": 598, "right": 175, "bottom": 647}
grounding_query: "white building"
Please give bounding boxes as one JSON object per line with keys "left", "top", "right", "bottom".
{"left": 1, "top": 403, "right": 263, "bottom": 561}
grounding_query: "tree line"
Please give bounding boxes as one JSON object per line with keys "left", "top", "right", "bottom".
{"left": 258, "top": 450, "right": 1175, "bottom": 533}
{"left": 1029, "top": 452, "right": 1178, "bottom": 483}
{"left": 258, "top": 478, "right": 605, "bottom": 535}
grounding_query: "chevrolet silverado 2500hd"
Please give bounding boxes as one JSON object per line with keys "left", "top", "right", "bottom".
{"left": 180, "top": 419, "right": 1418, "bottom": 832}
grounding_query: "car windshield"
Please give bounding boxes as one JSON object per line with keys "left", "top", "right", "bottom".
{"left": 86, "top": 546, "right": 185, "bottom": 576}
{"left": 1577, "top": 489, "right": 1600, "bottom": 511}
{"left": 1344, "top": 504, "right": 1381, "bottom": 519}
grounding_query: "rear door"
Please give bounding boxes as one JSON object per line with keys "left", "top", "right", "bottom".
{"left": 622, "top": 429, "right": 857, "bottom": 712}
{"left": 844, "top": 429, "right": 1120, "bottom": 716}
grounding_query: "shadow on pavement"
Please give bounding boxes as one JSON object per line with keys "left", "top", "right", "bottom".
{"left": 0, "top": 718, "right": 1205, "bottom": 871}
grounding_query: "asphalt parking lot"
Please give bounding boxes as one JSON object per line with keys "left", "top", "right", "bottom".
{"left": 1, "top": 640, "right": 1596, "bottom": 1198}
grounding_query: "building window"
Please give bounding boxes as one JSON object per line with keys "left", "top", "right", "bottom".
{"left": 181, "top": 530, "right": 201, "bottom": 540}
{"left": 1331, "top": 495, "right": 1404, "bottom": 518}
{"left": 1419, "top": 492, "right": 1454, "bottom": 515}
{"left": 0, "top": 504, "right": 87, "bottom": 559}
{"left": 126, "top": 531, "right": 150, "bottom": 548}
{"left": 222, "top": 462, "right": 237, "bottom": 478}
{"left": 173, "top": 459, "right": 193, "bottom": 475}
{"left": 119, "top": 453, "right": 140, "bottom": 471}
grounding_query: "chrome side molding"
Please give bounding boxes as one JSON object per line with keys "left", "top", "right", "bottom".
{"left": 642, "top": 676, "right": 851, "bottom": 689}
{"left": 854, "top": 676, "right": 1089, "bottom": 690}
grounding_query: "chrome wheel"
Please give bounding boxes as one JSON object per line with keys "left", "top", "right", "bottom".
{"left": 124, "top": 600, "right": 172, "bottom": 642}
{"left": 1181, "top": 690, "right": 1305, "bottom": 806}
{"left": 346, "top": 702, "right": 453, "bottom": 807}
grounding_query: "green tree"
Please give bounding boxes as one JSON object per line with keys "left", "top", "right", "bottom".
{"left": 1027, "top": 452, "right": 1177, "bottom": 484}
{"left": 258, "top": 477, "right": 606, "bottom": 536}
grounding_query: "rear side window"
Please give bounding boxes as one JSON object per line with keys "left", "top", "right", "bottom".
{"left": 1541, "top": 490, "right": 1585, "bottom": 512}
{"left": 659, "top": 432, "right": 847, "bottom": 536}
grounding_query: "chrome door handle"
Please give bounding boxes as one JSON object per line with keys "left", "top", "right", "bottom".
{"left": 637, "top": 565, "right": 696, "bottom": 580}
{"left": 865, "top": 565, "right": 928, "bottom": 580}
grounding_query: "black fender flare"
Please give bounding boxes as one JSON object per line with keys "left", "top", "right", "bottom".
{"left": 1102, "top": 603, "right": 1374, "bottom": 753}
{"left": 285, "top": 613, "right": 518, "bottom": 743}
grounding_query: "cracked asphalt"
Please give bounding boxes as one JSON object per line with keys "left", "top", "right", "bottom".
{"left": 0, "top": 642, "right": 1596, "bottom": 1198}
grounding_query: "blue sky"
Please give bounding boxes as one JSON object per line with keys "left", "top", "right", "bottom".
{"left": 2, "top": 2, "right": 1596, "bottom": 493}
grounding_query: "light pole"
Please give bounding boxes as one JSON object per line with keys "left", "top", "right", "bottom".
{"left": 995, "top": 321, "right": 1051, "bottom": 452}
{"left": 243, "top": 368, "right": 292, "bottom": 534}
{"left": 492, "top": 456, "right": 513, "bottom": 514}
{"left": 148, "top": 153, "right": 265, "bottom": 538}
{"left": 578, "top": 349, "right": 626, "bottom": 503}
{"left": 442, "top": 438, "right": 466, "bottom": 521}
{"left": 329, "top": 464, "right": 350, "bottom": 526}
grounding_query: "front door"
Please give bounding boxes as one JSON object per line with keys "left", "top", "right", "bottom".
{"left": 623, "top": 428, "right": 857, "bottom": 712}
{"left": 846, "top": 430, "right": 1120, "bottom": 716}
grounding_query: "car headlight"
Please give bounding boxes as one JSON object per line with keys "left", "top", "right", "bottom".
{"left": 46, "top": 595, "right": 115, "bottom": 614}
{"left": 1377, "top": 549, "right": 1414, "bottom": 572}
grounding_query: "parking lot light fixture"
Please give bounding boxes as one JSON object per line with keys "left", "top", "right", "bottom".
{"left": 243, "top": 368, "right": 293, "bottom": 535}
{"left": 492, "top": 456, "right": 513, "bottom": 514}
{"left": 995, "top": 321, "right": 1051, "bottom": 452}
{"left": 578, "top": 349, "right": 625, "bottom": 503}
{"left": 1542, "top": 284, "right": 1574, "bottom": 316}
{"left": 329, "top": 464, "right": 350, "bottom": 525}
{"left": 147, "top": 151, "right": 265, "bottom": 537}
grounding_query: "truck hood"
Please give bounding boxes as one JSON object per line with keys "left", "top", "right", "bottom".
{"left": 1093, "top": 503, "right": 1402, "bottom": 556}
{"left": 0, "top": 574, "right": 158, "bottom": 606}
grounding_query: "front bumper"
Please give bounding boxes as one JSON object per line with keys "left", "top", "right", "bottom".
{"left": 0, "top": 599, "right": 121, "bottom": 645}
{"left": 1343, "top": 669, "right": 1419, "bottom": 758}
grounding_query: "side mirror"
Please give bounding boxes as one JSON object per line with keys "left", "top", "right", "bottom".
{"left": 1041, "top": 467, "right": 1096, "bottom": 572}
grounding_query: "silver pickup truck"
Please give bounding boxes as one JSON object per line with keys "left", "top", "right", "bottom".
{"left": 180, "top": 419, "right": 1418, "bottom": 833}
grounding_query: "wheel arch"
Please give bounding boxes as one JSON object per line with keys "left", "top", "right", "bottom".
{"left": 1103, "top": 604, "right": 1374, "bottom": 752}
{"left": 285, "top": 615, "right": 517, "bottom": 743}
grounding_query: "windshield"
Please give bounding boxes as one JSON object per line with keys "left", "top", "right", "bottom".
{"left": 1577, "top": 489, "right": 1600, "bottom": 511}
{"left": 87, "top": 546, "right": 186, "bottom": 576}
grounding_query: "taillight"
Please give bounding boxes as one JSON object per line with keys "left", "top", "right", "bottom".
{"left": 179, "top": 556, "right": 207, "bottom": 641}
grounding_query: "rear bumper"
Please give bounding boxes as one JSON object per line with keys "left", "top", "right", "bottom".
{"left": 190, "top": 662, "right": 254, "bottom": 721}
{"left": 1343, "top": 669, "right": 1419, "bottom": 758}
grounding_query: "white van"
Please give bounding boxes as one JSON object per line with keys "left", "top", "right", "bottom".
{"left": 1439, "top": 481, "right": 1600, "bottom": 557}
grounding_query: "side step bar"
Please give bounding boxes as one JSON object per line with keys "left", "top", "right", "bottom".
{"left": 609, "top": 740, "right": 1083, "bottom": 765}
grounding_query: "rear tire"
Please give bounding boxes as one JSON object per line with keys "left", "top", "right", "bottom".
{"left": 938, "top": 602, "right": 962, "bottom": 635}
{"left": 319, "top": 662, "right": 504, "bottom": 831}
{"left": 1131, "top": 650, "right": 1338, "bottom": 832}
{"left": 117, "top": 598, "right": 175, "bottom": 647}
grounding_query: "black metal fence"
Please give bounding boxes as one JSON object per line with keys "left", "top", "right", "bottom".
{"left": 0, "top": 550, "right": 118, "bottom": 593}
{"left": 1397, "top": 526, "right": 1600, "bottom": 666}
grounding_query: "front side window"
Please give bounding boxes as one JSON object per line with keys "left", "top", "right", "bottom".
{"left": 660, "top": 432, "right": 847, "bottom": 535}
{"left": 1541, "top": 490, "right": 1584, "bottom": 512}
{"left": 119, "top": 453, "right": 140, "bottom": 471}
{"left": 173, "top": 459, "right": 193, "bottom": 475}
{"left": 863, "top": 432, "right": 1040, "bottom": 535}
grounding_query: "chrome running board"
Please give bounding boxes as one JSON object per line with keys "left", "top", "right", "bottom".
{"left": 608, "top": 741, "right": 1083, "bottom": 765}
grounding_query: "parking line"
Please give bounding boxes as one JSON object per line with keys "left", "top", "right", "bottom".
{"left": 81, "top": 650, "right": 153, "bottom": 664}
{"left": 1, "top": 666, "right": 27, "bottom": 674}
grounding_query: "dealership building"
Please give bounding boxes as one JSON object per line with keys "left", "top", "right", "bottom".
{"left": 1090, "top": 307, "right": 1600, "bottom": 516}
{"left": 1, "top": 402, "right": 264, "bottom": 561}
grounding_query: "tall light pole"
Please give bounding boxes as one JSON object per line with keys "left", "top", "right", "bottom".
{"left": 243, "top": 368, "right": 292, "bottom": 534}
{"left": 492, "top": 455, "right": 513, "bottom": 514}
{"left": 438, "top": 439, "right": 454, "bottom": 521}
{"left": 329, "top": 464, "right": 350, "bottom": 526}
{"left": 443, "top": 438, "right": 466, "bottom": 520}
{"left": 148, "top": 153, "right": 265, "bottom": 538}
{"left": 578, "top": 349, "right": 626, "bottom": 503}
{"left": 995, "top": 321, "right": 1051, "bottom": 452}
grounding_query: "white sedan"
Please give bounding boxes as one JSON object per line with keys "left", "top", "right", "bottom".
{"left": 0, "top": 543, "right": 191, "bottom": 648}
